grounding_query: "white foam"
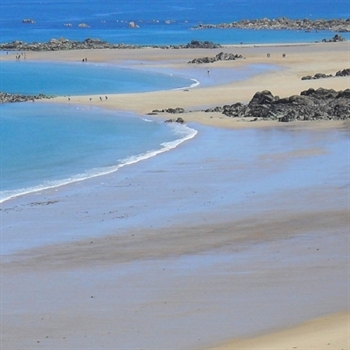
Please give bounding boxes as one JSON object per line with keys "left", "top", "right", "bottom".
{"left": 0, "top": 123, "right": 198, "bottom": 204}
{"left": 172, "top": 78, "right": 200, "bottom": 90}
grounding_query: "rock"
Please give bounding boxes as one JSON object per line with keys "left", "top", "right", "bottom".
{"left": 193, "top": 18, "right": 350, "bottom": 32}
{"left": 164, "top": 117, "right": 185, "bottom": 123}
{"left": 249, "top": 90, "right": 276, "bottom": 106}
{"left": 335, "top": 68, "right": 350, "bottom": 77}
{"left": 165, "top": 107, "right": 185, "bottom": 114}
{"left": 128, "top": 21, "right": 140, "bottom": 28}
{"left": 204, "top": 88, "right": 350, "bottom": 122}
{"left": 184, "top": 40, "right": 222, "bottom": 49}
{"left": 0, "top": 38, "right": 221, "bottom": 51}
{"left": 1, "top": 92, "right": 54, "bottom": 103}
{"left": 322, "top": 34, "right": 346, "bottom": 42}
{"left": 78, "top": 23, "right": 90, "bottom": 28}
{"left": 22, "top": 19, "right": 35, "bottom": 24}
{"left": 189, "top": 51, "right": 243, "bottom": 64}
{"left": 301, "top": 68, "right": 350, "bottom": 80}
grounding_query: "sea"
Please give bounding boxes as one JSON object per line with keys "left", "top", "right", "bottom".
{"left": 0, "top": 0, "right": 349, "bottom": 203}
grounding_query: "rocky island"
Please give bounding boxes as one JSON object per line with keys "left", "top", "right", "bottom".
{"left": 0, "top": 38, "right": 221, "bottom": 51}
{"left": 193, "top": 17, "right": 350, "bottom": 32}
{"left": 0, "top": 92, "right": 54, "bottom": 103}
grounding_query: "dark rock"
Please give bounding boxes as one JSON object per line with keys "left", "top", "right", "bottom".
{"left": 165, "top": 107, "right": 185, "bottom": 114}
{"left": 175, "top": 117, "right": 185, "bottom": 123}
{"left": 164, "top": 117, "right": 185, "bottom": 123}
{"left": 0, "top": 92, "right": 54, "bottom": 103}
{"left": 0, "top": 38, "right": 221, "bottom": 51}
{"left": 335, "top": 68, "right": 350, "bottom": 77}
{"left": 322, "top": 34, "right": 346, "bottom": 42}
{"left": 189, "top": 51, "right": 243, "bottom": 64}
{"left": 204, "top": 88, "right": 350, "bottom": 122}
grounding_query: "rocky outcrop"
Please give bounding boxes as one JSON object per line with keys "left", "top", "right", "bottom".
{"left": 22, "top": 19, "right": 35, "bottom": 24}
{"left": 188, "top": 52, "right": 243, "bottom": 64}
{"left": 164, "top": 117, "right": 185, "bottom": 123}
{"left": 152, "top": 107, "right": 185, "bottom": 114}
{"left": 128, "top": 21, "right": 140, "bottom": 28}
{"left": 322, "top": 34, "right": 346, "bottom": 42}
{"left": 204, "top": 88, "right": 350, "bottom": 122}
{"left": 335, "top": 68, "right": 350, "bottom": 76}
{"left": 0, "top": 38, "right": 222, "bottom": 51}
{"left": 182, "top": 40, "right": 222, "bottom": 49}
{"left": 0, "top": 92, "right": 54, "bottom": 103}
{"left": 193, "top": 17, "right": 350, "bottom": 32}
{"left": 301, "top": 68, "right": 350, "bottom": 80}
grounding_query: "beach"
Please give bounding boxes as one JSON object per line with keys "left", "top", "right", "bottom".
{"left": 1, "top": 41, "right": 349, "bottom": 349}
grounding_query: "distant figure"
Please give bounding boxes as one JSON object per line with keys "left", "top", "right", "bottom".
{"left": 99, "top": 96, "right": 102, "bottom": 101}
{"left": 89, "top": 97, "right": 92, "bottom": 101}
{"left": 207, "top": 70, "right": 210, "bottom": 75}
{"left": 282, "top": 53, "right": 286, "bottom": 58}
{"left": 68, "top": 97, "right": 70, "bottom": 101}
{"left": 267, "top": 53, "right": 270, "bottom": 58}
{"left": 105, "top": 96, "right": 108, "bottom": 100}
{"left": 82, "top": 58, "right": 85, "bottom": 62}
{"left": 85, "top": 58, "right": 87, "bottom": 62}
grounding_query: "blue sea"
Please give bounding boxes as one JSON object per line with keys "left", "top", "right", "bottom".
{"left": 0, "top": 0, "right": 349, "bottom": 203}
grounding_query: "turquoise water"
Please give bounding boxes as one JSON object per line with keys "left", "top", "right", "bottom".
{"left": 0, "top": 103, "right": 196, "bottom": 203}
{"left": 0, "top": 61, "right": 195, "bottom": 96}
{"left": 0, "top": 0, "right": 348, "bottom": 203}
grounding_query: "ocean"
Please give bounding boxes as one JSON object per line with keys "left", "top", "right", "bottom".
{"left": 0, "top": 0, "right": 349, "bottom": 203}
{"left": 0, "top": 0, "right": 349, "bottom": 44}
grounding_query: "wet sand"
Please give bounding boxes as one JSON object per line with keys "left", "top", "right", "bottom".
{"left": 1, "top": 41, "right": 349, "bottom": 349}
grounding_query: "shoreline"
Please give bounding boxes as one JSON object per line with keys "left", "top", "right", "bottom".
{"left": 1, "top": 40, "right": 349, "bottom": 349}
{"left": 9, "top": 41, "right": 347, "bottom": 125}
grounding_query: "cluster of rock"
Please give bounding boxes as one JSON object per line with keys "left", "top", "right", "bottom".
{"left": 188, "top": 52, "right": 243, "bottom": 64}
{"left": 164, "top": 117, "right": 185, "bottom": 123}
{"left": 22, "top": 19, "right": 35, "bottom": 24}
{"left": 204, "top": 88, "right": 350, "bottom": 122}
{"left": 0, "top": 92, "right": 54, "bottom": 103}
{"left": 151, "top": 107, "right": 185, "bottom": 114}
{"left": 193, "top": 17, "right": 350, "bottom": 32}
{"left": 182, "top": 40, "right": 222, "bottom": 49}
{"left": 0, "top": 38, "right": 221, "bottom": 51}
{"left": 301, "top": 68, "right": 350, "bottom": 80}
{"left": 321, "top": 34, "right": 346, "bottom": 42}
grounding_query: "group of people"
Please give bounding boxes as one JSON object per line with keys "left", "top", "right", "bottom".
{"left": 15, "top": 52, "right": 26, "bottom": 60}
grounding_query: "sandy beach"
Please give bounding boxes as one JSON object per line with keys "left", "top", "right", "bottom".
{"left": 1, "top": 41, "right": 349, "bottom": 349}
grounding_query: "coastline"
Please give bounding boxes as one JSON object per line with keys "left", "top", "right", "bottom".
{"left": 6, "top": 40, "right": 347, "bottom": 126}
{"left": 1, "top": 40, "right": 349, "bottom": 349}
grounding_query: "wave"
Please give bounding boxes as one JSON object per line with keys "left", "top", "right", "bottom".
{"left": 0, "top": 123, "right": 198, "bottom": 204}
{"left": 172, "top": 78, "right": 200, "bottom": 91}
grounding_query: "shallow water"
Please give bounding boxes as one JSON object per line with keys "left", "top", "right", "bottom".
{"left": 0, "top": 61, "right": 194, "bottom": 95}
{"left": 0, "top": 103, "right": 197, "bottom": 203}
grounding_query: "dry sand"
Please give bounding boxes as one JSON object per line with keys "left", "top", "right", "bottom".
{"left": 1, "top": 41, "right": 349, "bottom": 349}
